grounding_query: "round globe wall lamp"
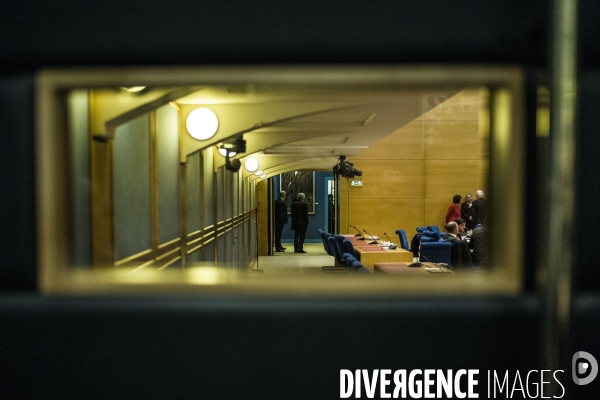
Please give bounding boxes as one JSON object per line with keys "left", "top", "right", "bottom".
{"left": 186, "top": 108, "right": 219, "bottom": 140}
{"left": 244, "top": 157, "right": 259, "bottom": 172}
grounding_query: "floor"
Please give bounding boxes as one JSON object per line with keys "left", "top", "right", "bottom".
{"left": 255, "top": 242, "right": 420, "bottom": 275}
{"left": 256, "top": 243, "right": 334, "bottom": 274}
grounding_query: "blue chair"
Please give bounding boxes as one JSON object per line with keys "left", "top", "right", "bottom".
{"left": 322, "top": 237, "right": 350, "bottom": 272}
{"left": 419, "top": 236, "right": 435, "bottom": 243}
{"left": 344, "top": 255, "right": 358, "bottom": 266}
{"left": 416, "top": 227, "right": 428, "bottom": 233}
{"left": 349, "top": 260, "right": 371, "bottom": 274}
{"left": 416, "top": 235, "right": 435, "bottom": 258}
{"left": 421, "top": 231, "right": 440, "bottom": 242}
{"left": 395, "top": 229, "right": 410, "bottom": 250}
{"left": 342, "top": 238, "right": 358, "bottom": 256}
{"left": 419, "top": 241, "right": 452, "bottom": 265}
{"left": 319, "top": 230, "right": 329, "bottom": 253}
{"left": 333, "top": 235, "right": 347, "bottom": 253}
{"left": 327, "top": 236, "right": 346, "bottom": 266}
{"left": 348, "top": 260, "right": 371, "bottom": 273}
{"left": 427, "top": 225, "right": 441, "bottom": 234}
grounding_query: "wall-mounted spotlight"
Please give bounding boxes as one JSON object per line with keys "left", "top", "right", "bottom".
{"left": 186, "top": 107, "right": 219, "bottom": 140}
{"left": 220, "top": 137, "right": 246, "bottom": 172}
{"left": 245, "top": 157, "right": 259, "bottom": 172}
{"left": 218, "top": 147, "right": 236, "bottom": 157}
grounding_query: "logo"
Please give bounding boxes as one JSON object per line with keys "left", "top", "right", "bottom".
{"left": 572, "top": 351, "right": 598, "bottom": 385}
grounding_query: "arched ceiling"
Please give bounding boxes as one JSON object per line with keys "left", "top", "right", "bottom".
{"left": 174, "top": 84, "right": 460, "bottom": 180}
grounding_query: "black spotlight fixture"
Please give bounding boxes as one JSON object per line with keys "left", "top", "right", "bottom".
{"left": 221, "top": 137, "right": 247, "bottom": 172}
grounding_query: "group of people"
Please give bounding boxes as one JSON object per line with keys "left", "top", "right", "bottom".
{"left": 274, "top": 190, "right": 310, "bottom": 253}
{"left": 445, "top": 190, "right": 486, "bottom": 229}
{"left": 442, "top": 219, "right": 486, "bottom": 267}
{"left": 437, "top": 190, "right": 487, "bottom": 267}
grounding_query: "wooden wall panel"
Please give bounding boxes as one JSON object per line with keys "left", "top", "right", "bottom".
{"left": 339, "top": 89, "right": 487, "bottom": 240}
{"left": 349, "top": 198, "right": 424, "bottom": 241}
{"left": 347, "top": 160, "right": 425, "bottom": 199}
{"left": 425, "top": 198, "right": 452, "bottom": 228}
{"left": 424, "top": 121, "right": 481, "bottom": 160}
{"left": 256, "top": 179, "right": 269, "bottom": 256}
{"left": 423, "top": 88, "right": 482, "bottom": 121}
{"left": 353, "top": 119, "right": 424, "bottom": 160}
{"left": 425, "top": 160, "right": 482, "bottom": 199}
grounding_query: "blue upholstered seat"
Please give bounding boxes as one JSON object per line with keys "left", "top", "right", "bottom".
{"left": 333, "top": 235, "right": 347, "bottom": 253}
{"left": 320, "top": 231, "right": 332, "bottom": 255}
{"left": 327, "top": 236, "right": 346, "bottom": 265}
{"left": 421, "top": 231, "right": 440, "bottom": 241}
{"left": 342, "top": 238, "right": 358, "bottom": 256}
{"left": 427, "top": 225, "right": 441, "bottom": 234}
{"left": 395, "top": 229, "right": 410, "bottom": 250}
{"left": 350, "top": 260, "right": 370, "bottom": 274}
{"left": 419, "top": 241, "right": 452, "bottom": 265}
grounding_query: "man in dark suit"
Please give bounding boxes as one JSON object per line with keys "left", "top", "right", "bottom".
{"left": 472, "top": 189, "right": 486, "bottom": 226}
{"left": 469, "top": 224, "right": 486, "bottom": 266}
{"left": 274, "top": 190, "right": 288, "bottom": 252}
{"left": 290, "top": 192, "right": 309, "bottom": 253}
{"left": 443, "top": 221, "right": 473, "bottom": 267}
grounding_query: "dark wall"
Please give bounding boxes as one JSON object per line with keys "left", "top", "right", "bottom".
{"left": 0, "top": 1, "right": 550, "bottom": 71}
{"left": 2, "top": 1, "right": 600, "bottom": 399}
{"left": 273, "top": 172, "right": 330, "bottom": 243}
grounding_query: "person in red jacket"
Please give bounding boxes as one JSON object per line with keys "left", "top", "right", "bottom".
{"left": 445, "top": 194, "right": 462, "bottom": 223}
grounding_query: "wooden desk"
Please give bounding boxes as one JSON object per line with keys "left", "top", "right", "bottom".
{"left": 354, "top": 245, "right": 413, "bottom": 273}
{"left": 374, "top": 262, "right": 453, "bottom": 275}
{"left": 341, "top": 234, "right": 413, "bottom": 273}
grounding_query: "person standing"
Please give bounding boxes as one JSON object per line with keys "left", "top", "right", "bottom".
{"left": 469, "top": 224, "right": 487, "bottom": 266}
{"left": 460, "top": 193, "right": 475, "bottom": 230}
{"left": 472, "top": 190, "right": 486, "bottom": 226}
{"left": 291, "top": 192, "right": 309, "bottom": 253}
{"left": 445, "top": 194, "right": 462, "bottom": 223}
{"left": 274, "top": 190, "right": 288, "bottom": 252}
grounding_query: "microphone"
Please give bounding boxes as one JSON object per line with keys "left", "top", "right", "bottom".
{"left": 354, "top": 226, "right": 366, "bottom": 240}
{"left": 350, "top": 225, "right": 363, "bottom": 237}
{"left": 363, "top": 229, "right": 378, "bottom": 244}
{"left": 420, "top": 254, "right": 449, "bottom": 271}
{"left": 383, "top": 233, "right": 397, "bottom": 249}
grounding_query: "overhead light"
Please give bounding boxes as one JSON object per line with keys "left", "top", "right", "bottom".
{"left": 121, "top": 86, "right": 146, "bottom": 93}
{"left": 244, "top": 157, "right": 259, "bottom": 172}
{"left": 254, "top": 170, "right": 263, "bottom": 176}
{"left": 218, "top": 147, "right": 236, "bottom": 157}
{"left": 260, "top": 174, "right": 267, "bottom": 178}
{"left": 186, "top": 108, "right": 219, "bottom": 140}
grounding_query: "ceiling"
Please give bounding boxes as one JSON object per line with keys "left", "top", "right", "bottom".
{"left": 174, "top": 84, "right": 461, "bottom": 179}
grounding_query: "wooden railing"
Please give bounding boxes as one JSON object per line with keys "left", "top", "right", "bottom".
{"left": 115, "top": 209, "right": 256, "bottom": 270}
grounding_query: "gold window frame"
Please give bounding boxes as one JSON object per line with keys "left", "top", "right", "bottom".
{"left": 36, "top": 65, "right": 524, "bottom": 295}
